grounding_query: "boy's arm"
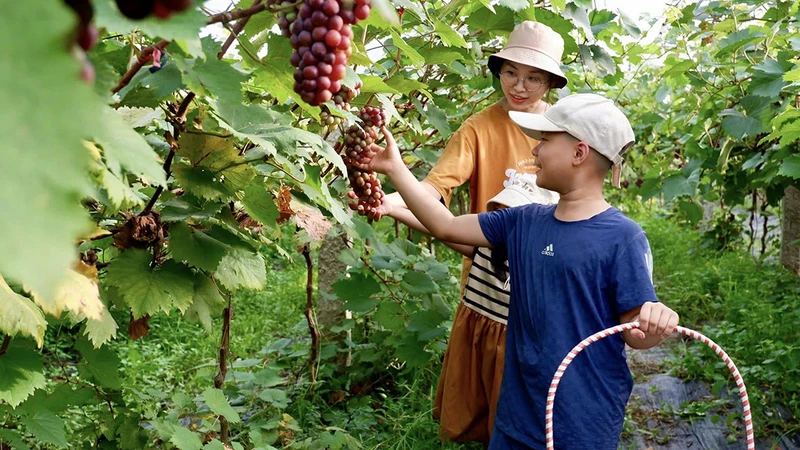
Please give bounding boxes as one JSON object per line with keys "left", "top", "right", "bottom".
{"left": 619, "top": 302, "right": 679, "bottom": 349}
{"left": 390, "top": 206, "right": 474, "bottom": 256}
{"left": 360, "top": 127, "right": 492, "bottom": 248}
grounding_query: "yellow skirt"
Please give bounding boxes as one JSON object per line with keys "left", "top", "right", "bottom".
{"left": 433, "top": 302, "right": 507, "bottom": 446}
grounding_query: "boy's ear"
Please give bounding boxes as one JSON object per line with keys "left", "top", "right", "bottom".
{"left": 572, "top": 141, "right": 592, "bottom": 166}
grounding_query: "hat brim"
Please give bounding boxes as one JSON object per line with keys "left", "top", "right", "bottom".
{"left": 486, "top": 180, "right": 560, "bottom": 210}
{"left": 488, "top": 48, "right": 568, "bottom": 89}
{"left": 508, "top": 111, "right": 566, "bottom": 140}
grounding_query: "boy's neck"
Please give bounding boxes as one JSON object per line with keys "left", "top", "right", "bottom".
{"left": 553, "top": 186, "right": 610, "bottom": 222}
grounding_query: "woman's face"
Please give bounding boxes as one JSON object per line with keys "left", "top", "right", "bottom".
{"left": 498, "top": 61, "right": 552, "bottom": 112}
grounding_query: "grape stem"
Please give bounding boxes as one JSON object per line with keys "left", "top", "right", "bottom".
{"left": 205, "top": 0, "right": 302, "bottom": 25}
{"left": 111, "top": 39, "right": 170, "bottom": 94}
{"left": 218, "top": 0, "right": 262, "bottom": 60}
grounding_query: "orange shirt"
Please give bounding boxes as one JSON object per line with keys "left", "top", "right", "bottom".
{"left": 423, "top": 101, "right": 541, "bottom": 291}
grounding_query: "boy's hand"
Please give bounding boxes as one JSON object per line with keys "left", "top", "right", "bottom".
{"left": 630, "top": 302, "right": 679, "bottom": 341}
{"left": 353, "top": 127, "right": 405, "bottom": 177}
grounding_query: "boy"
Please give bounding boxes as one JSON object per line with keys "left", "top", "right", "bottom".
{"left": 358, "top": 93, "right": 679, "bottom": 449}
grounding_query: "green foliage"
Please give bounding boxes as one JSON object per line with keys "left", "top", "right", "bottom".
{"left": 3, "top": 0, "right": 799, "bottom": 448}
{"left": 639, "top": 213, "right": 800, "bottom": 437}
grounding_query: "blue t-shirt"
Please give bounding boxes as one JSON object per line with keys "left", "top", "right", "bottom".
{"left": 479, "top": 204, "right": 657, "bottom": 450}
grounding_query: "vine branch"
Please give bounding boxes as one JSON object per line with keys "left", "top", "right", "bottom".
{"left": 0, "top": 335, "right": 10, "bottom": 356}
{"left": 214, "top": 293, "right": 233, "bottom": 444}
{"left": 111, "top": 39, "right": 170, "bottom": 94}
{"left": 143, "top": 92, "right": 196, "bottom": 214}
{"left": 218, "top": 0, "right": 262, "bottom": 60}
{"left": 302, "top": 245, "right": 320, "bottom": 396}
{"left": 205, "top": 0, "right": 301, "bottom": 25}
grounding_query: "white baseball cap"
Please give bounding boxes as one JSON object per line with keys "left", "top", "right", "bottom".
{"left": 486, "top": 174, "right": 559, "bottom": 210}
{"left": 508, "top": 93, "right": 635, "bottom": 187}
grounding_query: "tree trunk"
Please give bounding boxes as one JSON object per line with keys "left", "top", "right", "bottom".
{"left": 781, "top": 184, "right": 800, "bottom": 275}
{"left": 316, "top": 235, "right": 352, "bottom": 367}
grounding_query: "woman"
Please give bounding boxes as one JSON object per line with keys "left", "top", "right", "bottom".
{"left": 382, "top": 21, "right": 568, "bottom": 445}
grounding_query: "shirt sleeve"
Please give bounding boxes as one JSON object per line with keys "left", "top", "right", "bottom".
{"left": 422, "top": 125, "right": 477, "bottom": 208}
{"left": 612, "top": 231, "right": 658, "bottom": 315}
{"left": 478, "top": 207, "right": 517, "bottom": 249}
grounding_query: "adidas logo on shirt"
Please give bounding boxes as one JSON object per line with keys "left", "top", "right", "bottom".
{"left": 541, "top": 244, "right": 554, "bottom": 257}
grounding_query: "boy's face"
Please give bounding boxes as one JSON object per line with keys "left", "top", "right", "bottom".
{"left": 499, "top": 61, "right": 551, "bottom": 112}
{"left": 531, "top": 132, "right": 576, "bottom": 193}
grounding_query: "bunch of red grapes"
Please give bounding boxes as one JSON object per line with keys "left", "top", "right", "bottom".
{"left": 63, "top": 0, "right": 99, "bottom": 83}
{"left": 319, "top": 81, "right": 361, "bottom": 132}
{"left": 115, "top": 0, "right": 195, "bottom": 20}
{"left": 340, "top": 106, "right": 387, "bottom": 220}
{"left": 289, "top": 0, "right": 372, "bottom": 106}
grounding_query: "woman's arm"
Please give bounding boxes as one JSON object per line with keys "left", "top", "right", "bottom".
{"left": 389, "top": 206, "right": 475, "bottom": 257}
{"left": 356, "top": 128, "right": 492, "bottom": 248}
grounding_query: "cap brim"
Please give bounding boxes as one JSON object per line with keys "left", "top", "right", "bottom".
{"left": 508, "top": 111, "right": 566, "bottom": 140}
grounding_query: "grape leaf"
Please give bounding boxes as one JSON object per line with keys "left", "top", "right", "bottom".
{"left": 0, "top": 429, "right": 30, "bottom": 450}
{"left": 210, "top": 99, "right": 345, "bottom": 175}
{"left": 466, "top": 6, "right": 515, "bottom": 37}
{"left": 80, "top": 308, "right": 119, "bottom": 349}
{"left": 400, "top": 271, "right": 439, "bottom": 295}
{"left": 241, "top": 182, "right": 280, "bottom": 235}
{"left": 374, "top": 302, "right": 405, "bottom": 332}
{"left": 27, "top": 269, "right": 104, "bottom": 321}
{"left": 183, "top": 274, "right": 225, "bottom": 333}
{"left": 407, "top": 310, "right": 448, "bottom": 341}
{"left": 202, "top": 388, "right": 241, "bottom": 423}
{"left": 333, "top": 273, "right": 381, "bottom": 312}
{"left": 75, "top": 339, "right": 122, "bottom": 390}
{"left": 360, "top": 75, "right": 401, "bottom": 95}
{"left": 177, "top": 39, "right": 250, "bottom": 105}
{"left": 174, "top": 133, "right": 257, "bottom": 201}
{"left": 394, "top": 335, "right": 432, "bottom": 367}
{"left": 215, "top": 248, "right": 267, "bottom": 292}
{"left": 160, "top": 196, "right": 224, "bottom": 222}
{"left": 389, "top": 31, "right": 426, "bottom": 67}
{"left": 170, "top": 426, "right": 203, "bottom": 450}
{"left": 433, "top": 20, "right": 466, "bottom": 48}
{"left": 412, "top": 98, "right": 453, "bottom": 139}
{"left": 94, "top": 105, "right": 168, "bottom": 186}
{"left": 20, "top": 410, "right": 68, "bottom": 448}
{"left": 720, "top": 109, "right": 767, "bottom": 140}
{"left": 0, "top": 276, "right": 46, "bottom": 347}
{"left": 0, "top": 342, "right": 46, "bottom": 408}
{"left": 749, "top": 58, "right": 792, "bottom": 99}
{"left": 168, "top": 222, "right": 230, "bottom": 272}
{"left": 100, "top": 169, "right": 147, "bottom": 210}
{"left": 252, "top": 34, "right": 297, "bottom": 105}
{"left": 778, "top": 155, "right": 800, "bottom": 179}
{"left": 202, "top": 440, "right": 226, "bottom": 450}
{"left": 385, "top": 76, "right": 429, "bottom": 95}
{"left": 105, "top": 250, "right": 195, "bottom": 318}
{"left": 0, "top": 2, "right": 101, "bottom": 300}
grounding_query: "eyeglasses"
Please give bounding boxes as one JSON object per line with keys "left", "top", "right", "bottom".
{"left": 499, "top": 70, "right": 546, "bottom": 92}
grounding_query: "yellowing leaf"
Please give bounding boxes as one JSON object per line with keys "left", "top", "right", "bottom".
{"left": 82, "top": 312, "right": 119, "bottom": 349}
{"left": 27, "top": 270, "right": 104, "bottom": 321}
{"left": 0, "top": 276, "right": 46, "bottom": 347}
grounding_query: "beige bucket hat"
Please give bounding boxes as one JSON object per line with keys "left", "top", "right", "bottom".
{"left": 488, "top": 21, "right": 568, "bottom": 89}
{"left": 486, "top": 174, "right": 560, "bottom": 210}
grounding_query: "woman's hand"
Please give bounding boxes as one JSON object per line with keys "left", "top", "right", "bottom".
{"left": 353, "top": 127, "right": 405, "bottom": 177}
